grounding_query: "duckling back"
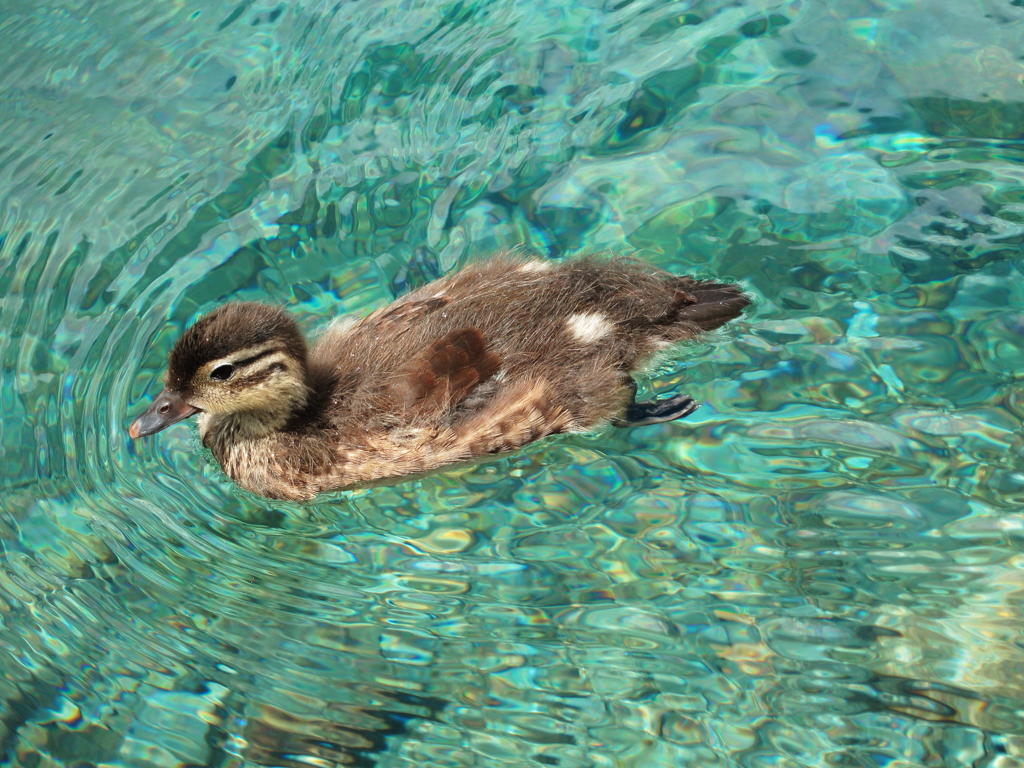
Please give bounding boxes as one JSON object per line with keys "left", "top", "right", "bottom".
{"left": 313, "top": 254, "right": 748, "bottom": 437}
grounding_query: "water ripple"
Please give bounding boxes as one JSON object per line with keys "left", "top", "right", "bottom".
{"left": 4, "top": 0, "right": 1024, "bottom": 764}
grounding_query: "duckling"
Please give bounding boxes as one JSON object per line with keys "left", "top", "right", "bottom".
{"left": 129, "top": 254, "right": 749, "bottom": 500}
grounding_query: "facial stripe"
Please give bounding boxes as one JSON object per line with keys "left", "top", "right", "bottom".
{"left": 232, "top": 348, "right": 279, "bottom": 369}
{"left": 206, "top": 345, "right": 284, "bottom": 377}
{"left": 202, "top": 342, "right": 278, "bottom": 368}
{"left": 240, "top": 367, "right": 274, "bottom": 386}
{"left": 237, "top": 354, "right": 291, "bottom": 386}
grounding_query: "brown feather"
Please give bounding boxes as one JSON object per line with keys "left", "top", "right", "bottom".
{"left": 674, "top": 294, "right": 751, "bottom": 330}
{"left": 358, "top": 295, "right": 449, "bottom": 337}
{"left": 387, "top": 328, "right": 501, "bottom": 415}
{"left": 455, "top": 379, "right": 575, "bottom": 455}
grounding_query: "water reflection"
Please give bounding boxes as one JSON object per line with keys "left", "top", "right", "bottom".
{"left": 3, "top": 0, "right": 1024, "bottom": 764}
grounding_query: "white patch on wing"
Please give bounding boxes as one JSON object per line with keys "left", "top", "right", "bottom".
{"left": 566, "top": 312, "right": 613, "bottom": 343}
{"left": 519, "top": 260, "right": 553, "bottom": 272}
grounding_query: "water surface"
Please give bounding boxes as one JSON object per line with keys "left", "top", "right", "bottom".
{"left": 3, "top": 0, "right": 1024, "bottom": 765}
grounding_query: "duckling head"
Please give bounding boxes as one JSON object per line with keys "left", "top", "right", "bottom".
{"left": 129, "top": 302, "right": 309, "bottom": 439}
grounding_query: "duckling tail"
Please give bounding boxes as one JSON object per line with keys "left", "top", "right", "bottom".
{"left": 670, "top": 280, "right": 751, "bottom": 332}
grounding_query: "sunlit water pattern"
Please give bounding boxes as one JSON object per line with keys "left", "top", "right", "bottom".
{"left": 2, "top": 0, "right": 1024, "bottom": 764}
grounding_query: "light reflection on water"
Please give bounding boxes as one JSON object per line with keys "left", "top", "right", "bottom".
{"left": 3, "top": 0, "right": 1024, "bottom": 764}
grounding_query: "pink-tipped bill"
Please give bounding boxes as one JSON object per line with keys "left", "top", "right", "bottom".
{"left": 129, "top": 389, "right": 201, "bottom": 438}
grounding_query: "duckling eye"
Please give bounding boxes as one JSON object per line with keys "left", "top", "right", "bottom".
{"left": 210, "top": 364, "right": 235, "bottom": 381}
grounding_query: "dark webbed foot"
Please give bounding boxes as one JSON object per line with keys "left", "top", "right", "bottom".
{"left": 614, "top": 390, "right": 700, "bottom": 427}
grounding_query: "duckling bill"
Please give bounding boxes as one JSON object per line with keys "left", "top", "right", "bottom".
{"left": 129, "top": 254, "right": 749, "bottom": 500}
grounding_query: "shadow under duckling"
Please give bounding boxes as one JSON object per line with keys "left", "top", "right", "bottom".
{"left": 129, "top": 254, "right": 749, "bottom": 500}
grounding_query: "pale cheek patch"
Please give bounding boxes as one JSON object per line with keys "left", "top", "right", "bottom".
{"left": 566, "top": 312, "right": 613, "bottom": 343}
{"left": 519, "top": 260, "right": 553, "bottom": 273}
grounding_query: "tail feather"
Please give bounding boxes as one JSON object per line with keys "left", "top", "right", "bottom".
{"left": 671, "top": 278, "right": 750, "bottom": 332}
{"left": 675, "top": 293, "right": 750, "bottom": 331}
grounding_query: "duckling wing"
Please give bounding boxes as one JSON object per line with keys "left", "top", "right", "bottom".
{"left": 387, "top": 327, "right": 501, "bottom": 416}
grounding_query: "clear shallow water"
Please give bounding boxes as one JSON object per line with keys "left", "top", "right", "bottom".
{"left": 2, "top": 0, "right": 1024, "bottom": 763}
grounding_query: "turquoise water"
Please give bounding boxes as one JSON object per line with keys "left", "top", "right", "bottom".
{"left": 3, "top": 0, "right": 1024, "bottom": 763}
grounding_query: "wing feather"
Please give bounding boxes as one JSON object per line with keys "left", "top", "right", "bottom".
{"left": 388, "top": 328, "right": 501, "bottom": 415}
